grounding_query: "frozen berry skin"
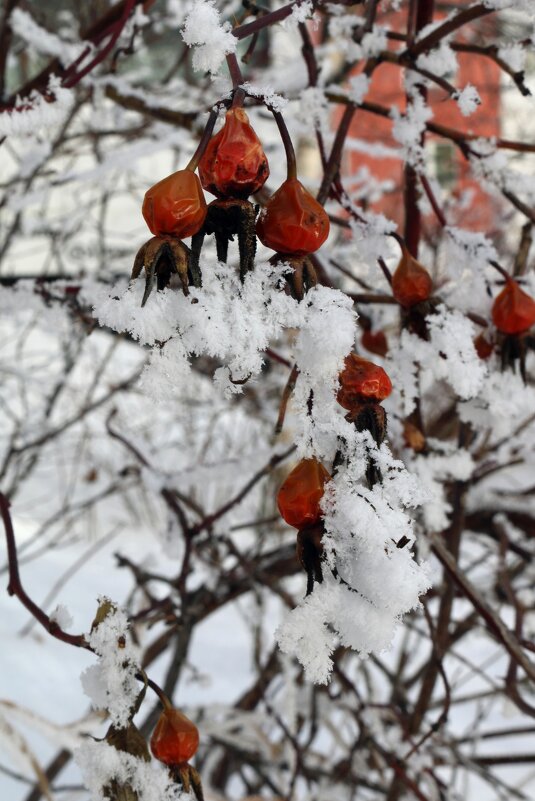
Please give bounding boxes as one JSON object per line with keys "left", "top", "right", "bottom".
{"left": 142, "top": 169, "right": 207, "bottom": 238}
{"left": 256, "top": 179, "right": 330, "bottom": 256}
{"left": 492, "top": 278, "right": 535, "bottom": 335}
{"left": 150, "top": 708, "right": 199, "bottom": 766}
{"left": 391, "top": 248, "right": 433, "bottom": 308}
{"left": 199, "top": 107, "right": 269, "bottom": 199}
{"left": 337, "top": 353, "right": 392, "bottom": 410}
{"left": 277, "top": 458, "right": 330, "bottom": 530}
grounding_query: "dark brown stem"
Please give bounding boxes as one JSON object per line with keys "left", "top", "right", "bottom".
{"left": 186, "top": 106, "right": 221, "bottom": 171}
{"left": 272, "top": 110, "right": 297, "bottom": 180}
{"left": 226, "top": 52, "right": 244, "bottom": 90}
{"left": 408, "top": 3, "right": 493, "bottom": 58}
{"left": 420, "top": 174, "right": 447, "bottom": 228}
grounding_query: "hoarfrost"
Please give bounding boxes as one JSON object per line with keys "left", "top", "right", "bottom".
{"left": 348, "top": 73, "right": 371, "bottom": 105}
{"left": 0, "top": 75, "right": 74, "bottom": 138}
{"left": 76, "top": 740, "right": 185, "bottom": 801}
{"left": 181, "top": 0, "right": 237, "bottom": 75}
{"left": 455, "top": 84, "right": 481, "bottom": 117}
{"left": 391, "top": 92, "right": 433, "bottom": 169}
{"left": 50, "top": 604, "right": 74, "bottom": 631}
{"left": 416, "top": 41, "right": 457, "bottom": 78}
{"left": 10, "top": 8, "right": 87, "bottom": 64}
{"left": 80, "top": 600, "right": 140, "bottom": 729}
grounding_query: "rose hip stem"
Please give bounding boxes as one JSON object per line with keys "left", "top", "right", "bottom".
{"left": 272, "top": 110, "right": 297, "bottom": 181}
{"left": 186, "top": 106, "right": 221, "bottom": 172}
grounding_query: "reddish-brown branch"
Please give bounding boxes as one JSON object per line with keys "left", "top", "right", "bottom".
{"left": 430, "top": 532, "right": 535, "bottom": 684}
{"left": 188, "top": 445, "right": 296, "bottom": 536}
{"left": 0, "top": 493, "right": 89, "bottom": 649}
{"left": 408, "top": 3, "right": 493, "bottom": 58}
{"left": 4, "top": 0, "right": 150, "bottom": 106}
{"left": 420, "top": 174, "right": 447, "bottom": 228}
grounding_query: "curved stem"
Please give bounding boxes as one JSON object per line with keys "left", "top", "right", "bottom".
{"left": 272, "top": 110, "right": 297, "bottom": 181}
{"left": 141, "top": 671, "right": 172, "bottom": 709}
{"left": 0, "top": 492, "right": 89, "bottom": 649}
{"left": 186, "top": 106, "right": 220, "bottom": 171}
{"left": 489, "top": 260, "right": 511, "bottom": 281}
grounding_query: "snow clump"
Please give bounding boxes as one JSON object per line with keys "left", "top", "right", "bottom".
{"left": 181, "top": 0, "right": 237, "bottom": 75}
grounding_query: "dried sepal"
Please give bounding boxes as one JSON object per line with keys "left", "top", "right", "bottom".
{"left": 131, "top": 237, "right": 191, "bottom": 306}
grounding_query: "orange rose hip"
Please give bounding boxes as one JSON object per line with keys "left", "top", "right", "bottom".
{"left": 337, "top": 354, "right": 392, "bottom": 411}
{"left": 142, "top": 169, "right": 207, "bottom": 238}
{"left": 199, "top": 107, "right": 269, "bottom": 199}
{"left": 277, "top": 458, "right": 330, "bottom": 529}
{"left": 391, "top": 247, "right": 433, "bottom": 308}
{"left": 256, "top": 178, "right": 330, "bottom": 256}
{"left": 150, "top": 707, "right": 199, "bottom": 766}
{"left": 492, "top": 277, "right": 535, "bottom": 335}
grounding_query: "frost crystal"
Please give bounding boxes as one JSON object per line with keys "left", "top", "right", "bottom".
{"left": 0, "top": 75, "right": 74, "bottom": 138}
{"left": 181, "top": 0, "right": 237, "bottom": 75}
{"left": 289, "top": 0, "right": 314, "bottom": 25}
{"left": 241, "top": 81, "right": 288, "bottom": 112}
{"left": 416, "top": 41, "right": 457, "bottom": 78}
{"left": 391, "top": 91, "right": 433, "bottom": 169}
{"left": 50, "top": 604, "right": 74, "bottom": 631}
{"left": 80, "top": 600, "right": 141, "bottom": 729}
{"left": 348, "top": 73, "right": 371, "bottom": 105}
{"left": 76, "top": 740, "right": 184, "bottom": 801}
{"left": 455, "top": 84, "right": 481, "bottom": 117}
{"left": 10, "top": 8, "right": 87, "bottom": 64}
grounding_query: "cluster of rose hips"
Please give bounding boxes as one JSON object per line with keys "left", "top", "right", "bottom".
{"left": 132, "top": 93, "right": 330, "bottom": 305}
{"left": 277, "top": 353, "right": 393, "bottom": 595}
{"left": 365, "top": 243, "right": 535, "bottom": 380}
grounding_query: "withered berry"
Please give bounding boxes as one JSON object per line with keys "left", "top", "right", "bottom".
{"left": 277, "top": 458, "right": 330, "bottom": 530}
{"left": 492, "top": 277, "right": 535, "bottom": 335}
{"left": 199, "top": 108, "right": 269, "bottom": 199}
{"left": 337, "top": 354, "right": 392, "bottom": 410}
{"left": 391, "top": 247, "right": 433, "bottom": 308}
{"left": 150, "top": 707, "right": 199, "bottom": 766}
{"left": 256, "top": 179, "right": 330, "bottom": 256}
{"left": 142, "top": 169, "right": 207, "bottom": 238}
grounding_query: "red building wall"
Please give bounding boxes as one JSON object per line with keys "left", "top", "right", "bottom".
{"left": 341, "top": 3, "right": 501, "bottom": 234}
